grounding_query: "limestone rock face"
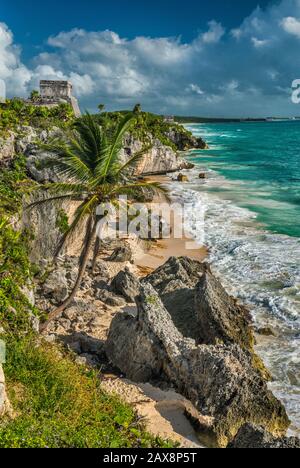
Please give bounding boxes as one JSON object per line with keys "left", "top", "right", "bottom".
{"left": 194, "top": 266, "right": 254, "bottom": 349}
{"left": 144, "top": 257, "right": 205, "bottom": 339}
{"left": 22, "top": 193, "right": 65, "bottom": 263}
{"left": 110, "top": 268, "right": 140, "bottom": 303}
{"left": 228, "top": 424, "right": 300, "bottom": 449}
{"left": 121, "top": 134, "right": 185, "bottom": 176}
{"left": 106, "top": 283, "right": 289, "bottom": 447}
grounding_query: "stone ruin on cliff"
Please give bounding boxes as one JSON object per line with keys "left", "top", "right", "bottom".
{"left": 28, "top": 80, "right": 81, "bottom": 117}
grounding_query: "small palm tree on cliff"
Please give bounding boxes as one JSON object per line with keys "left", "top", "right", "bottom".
{"left": 29, "top": 112, "right": 164, "bottom": 331}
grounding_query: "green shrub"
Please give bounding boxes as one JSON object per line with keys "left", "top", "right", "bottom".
{"left": 0, "top": 99, "right": 74, "bottom": 136}
{"left": 56, "top": 209, "right": 69, "bottom": 234}
{"left": 0, "top": 337, "right": 175, "bottom": 448}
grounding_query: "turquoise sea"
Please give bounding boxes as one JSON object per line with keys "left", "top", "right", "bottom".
{"left": 188, "top": 121, "right": 300, "bottom": 238}
{"left": 170, "top": 121, "right": 300, "bottom": 435}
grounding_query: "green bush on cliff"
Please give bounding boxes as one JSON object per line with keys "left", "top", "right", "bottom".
{"left": 0, "top": 99, "right": 74, "bottom": 136}
{"left": 0, "top": 217, "right": 38, "bottom": 335}
{"left": 0, "top": 154, "right": 34, "bottom": 215}
{"left": 92, "top": 110, "right": 193, "bottom": 151}
{"left": 0, "top": 337, "right": 174, "bottom": 448}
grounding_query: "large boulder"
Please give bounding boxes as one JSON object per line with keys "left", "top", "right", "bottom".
{"left": 42, "top": 268, "right": 69, "bottom": 303}
{"left": 108, "top": 244, "right": 133, "bottom": 263}
{"left": 106, "top": 284, "right": 289, "bottom": 448}
{"left": 144, "top": 257, "right": 205, "bottom": 339}
{"left": 110, "top": 268, "right": 140, "bottom": 303}
{"left": 194, "top": 266, "right": 254, "bottom": 350}
{"left": 228, "top": 424, "right": 300, "bottom": 449}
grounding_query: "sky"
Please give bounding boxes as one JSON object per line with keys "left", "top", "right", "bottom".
{"left": 1, "top": 0, "right": 300, "bottom": 117}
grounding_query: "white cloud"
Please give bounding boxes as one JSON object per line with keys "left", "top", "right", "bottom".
{"left": 202, "top": 20, "right": 225, "bottom": 44}
{"left": 186, "top": 84, "right": 204, "bottom": 95}
{"left": 3, "top": 0, "right": 300, "bottom": 117}
{"left": 251, "top": 37, "right": 270, "bottom": 47}
{"left": 281, "top": 16, "right": 300, "bottom": 37}
{"left": 0, "top": 22, "right": 31, "bottom": 95}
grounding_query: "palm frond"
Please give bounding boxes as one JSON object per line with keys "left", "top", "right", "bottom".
{"left": 35, "top": 182, "right": 90, "bottom": 196}
{"left": 111, "top": 181, "right": 171, "bottom": 202}
{"left": 42, "top": 140, "right": 94, "bottom": 183}
{"left": 25, "top": 194, "right": 83, "bottom": 211}
{"left": 95, "top": 113, "right": 135, "bottom": 180}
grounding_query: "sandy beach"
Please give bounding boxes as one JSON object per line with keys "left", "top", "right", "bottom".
{"left": 135, "top": 175, "right": 207, "bottom": 273}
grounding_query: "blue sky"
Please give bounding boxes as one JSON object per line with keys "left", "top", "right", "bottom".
{"left": 1, "top": 0, "right": 300, "bottom": 116}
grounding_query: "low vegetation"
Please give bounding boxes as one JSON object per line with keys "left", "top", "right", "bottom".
{"left": 0, "top": 337, "right": 173, "bottom": 448}
{"left": 0, "top": 99, "right": 74, "bottom": 136}
{"left": 93, "top": 110, "right": 194, "bottom": 151}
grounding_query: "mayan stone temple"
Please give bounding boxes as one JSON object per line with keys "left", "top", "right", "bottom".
{"left": 30, "top": 80, "right": 81, "bottom": 117}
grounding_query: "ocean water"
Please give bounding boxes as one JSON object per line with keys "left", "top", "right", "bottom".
{"left": 171, "top": 121, "right": 300, "bottom": 435}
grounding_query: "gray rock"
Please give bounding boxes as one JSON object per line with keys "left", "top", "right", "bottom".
{"left": 108, "top": 244, "right": 133, "bottom": 263}
{"left": 110, "top": 268, "right": 140, "bottom": 303}
{"left": 43, "top": 269, "right": 69, "bottom": 303}
{"left": 106, "top": 283, "right": 289, "bottom": 448}
{"left": 121, "top": 134, "right": 183, "bottom": 176}
{"left": 96, "top": 289, "right": 127, "bottom": 308}
{"left": 228, "top": 424, "right": 300, "bottom": 449}
{"left": 90, "top": 260, "right": 110, "bottom": 280}
{"left": 144, "top": 257, "right": 205, "bottom": 339}
{"left": 255, "top": 327, "right": 276, "bottom": 337}
{"left": 165, "top": 129, "right": 208, "bottom": 151}
{"left": 14, "top": 126, "right": 38, "bottom": 154}
{"left": 194, "top": 265, "right": 254, "bottom": 350}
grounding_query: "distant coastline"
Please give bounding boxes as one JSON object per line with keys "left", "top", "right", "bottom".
{"left": 175, "top": 115, "right": 300, "bottom": 124}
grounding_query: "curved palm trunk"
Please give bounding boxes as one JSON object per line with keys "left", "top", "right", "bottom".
{"left": 40, "top": 217, "right": 97, "bottom": 333}
{"left": 91, "top": 236, "right": 101, "bottom": 274}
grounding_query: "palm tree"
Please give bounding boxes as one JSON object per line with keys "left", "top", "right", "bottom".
{"left": 28, "top": 112, "right": 166, "bottom": 331}
{"left": 98, "top": 104, "right": 105, "bottom": 113}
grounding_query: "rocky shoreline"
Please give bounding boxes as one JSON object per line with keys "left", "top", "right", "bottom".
{"left": 0, "top": 119, "right": 299, "bottom": 448}
{"left": 29, "top": 247, "right": 296, "bottom": 448}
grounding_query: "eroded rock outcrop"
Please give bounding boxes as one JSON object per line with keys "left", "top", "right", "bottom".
{"left": 110, "top": 268, "right": 140, "bottom": 303}
{"left": 228, "top": 424, "right": 300, "bottom": 449}
{"left": 165, "top": 129, "right": 208, "bottom": 151}
{"left": 121, "top": 134, "right": 192, "bottom": 176}
{"left": 106, "top": 283, "right": 290, "bottom": 447}
{"left": 195, "top": 266, "right": 254, "bottom": 349}
{"left": 143, "top": 257, "right": 205, "bottom": 339}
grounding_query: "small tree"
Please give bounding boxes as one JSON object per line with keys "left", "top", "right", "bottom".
{"left": 30, "top": 90, "right": 40, "bottom": 102}
{"left": 98, "top": 104, "right": 105, "bottom": 113}
{"left": 133, "top": 103, "right": 142, "bottom": 114}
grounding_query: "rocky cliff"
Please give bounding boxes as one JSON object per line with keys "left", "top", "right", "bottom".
{"left": 121, "top": 133, "right": 194, "bottom": 175}
{"left": 104, "top": 258, "right": 291, "bottom": 448}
